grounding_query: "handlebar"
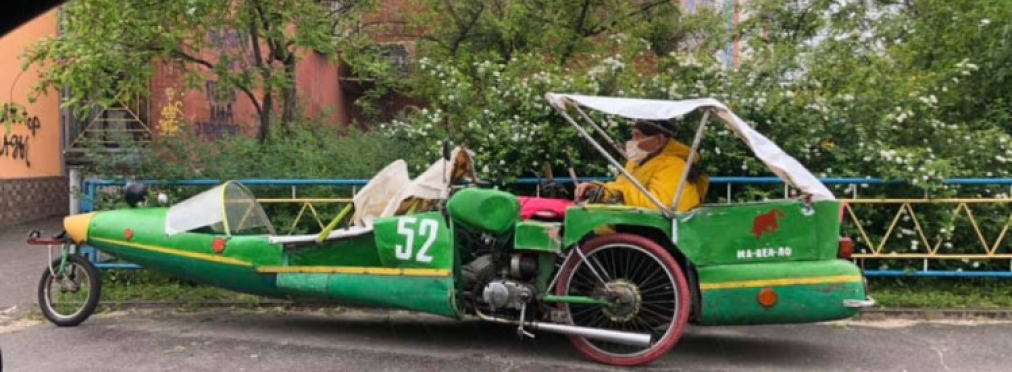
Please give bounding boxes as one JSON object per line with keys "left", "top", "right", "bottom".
{"left": 26, "top": 230, "right": 68, "bottom": 246}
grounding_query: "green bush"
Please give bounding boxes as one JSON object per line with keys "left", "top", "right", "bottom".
{"left": 82, "top": 119, "right": 419, "bottom": 234}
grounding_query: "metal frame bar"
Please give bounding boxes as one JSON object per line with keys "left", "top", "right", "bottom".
{"left": 558, "top": 106, "right": 672, "bottom": 216}
{"left": 574, "top": 106, "right": 627, "bottom": 158}
{"left": 671, "top": 110, "right": 710, "bottom": 211}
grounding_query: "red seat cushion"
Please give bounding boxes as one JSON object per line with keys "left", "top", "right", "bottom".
{"left": 518, "top": 197, "right": 574, "bottom": 220}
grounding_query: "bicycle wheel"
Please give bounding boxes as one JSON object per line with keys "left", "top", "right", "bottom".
{"left": 37, "top": 254, "right": 101, "bottom": 327}
{"left": 555, "top": 233, "right": 690, "bottom": 366}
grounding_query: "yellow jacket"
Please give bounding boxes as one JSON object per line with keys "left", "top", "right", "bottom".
{"left": 602, "top": 140, "right": 709, "bottom": 212}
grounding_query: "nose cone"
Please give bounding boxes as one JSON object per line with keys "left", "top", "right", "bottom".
{"left": 64, "top": 212, "right": 96, "bottom": 244}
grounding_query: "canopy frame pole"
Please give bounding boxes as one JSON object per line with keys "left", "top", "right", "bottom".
{"left": 557, "top": 105, "right": 672, "bottom": 217}
{"left": 671, "top": 110, "right": 710, "bottom": 212}
{"left": 574, "top": 106, "right": 627, "bottom": 159}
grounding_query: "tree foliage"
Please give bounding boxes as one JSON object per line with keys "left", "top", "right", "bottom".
{"left": 363, "top": 0, "right": 1012, "bottom": 272}
{"left": 24, "top": 0, "right": 376, "bottom": 142}
{"left": 367, "top": 0, "right": 1012, "bottom": 190}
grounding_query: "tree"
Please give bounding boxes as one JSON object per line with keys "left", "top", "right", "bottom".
{"left": 23, "top": 0, "right": 375, "bottom": 143}
{"left": 409, "top": 0, "right": 725, "bottom": 66}
{"left": 363, "top": 0, "right": 729, "bottom": 180}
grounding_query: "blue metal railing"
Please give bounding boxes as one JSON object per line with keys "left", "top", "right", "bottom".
{"left": 79, "top": 177, "right": 1012, "bottom": 277}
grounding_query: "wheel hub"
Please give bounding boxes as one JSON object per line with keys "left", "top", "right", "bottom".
{"left": 600, "top": 280, "right": 641, "bottom": 323}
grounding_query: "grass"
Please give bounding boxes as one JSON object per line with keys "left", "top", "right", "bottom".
{"left": 869, "top": 277, "right": 1012, "bottom": 309}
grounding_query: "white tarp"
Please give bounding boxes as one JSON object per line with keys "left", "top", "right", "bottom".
{"left": 378, "top": 147, "right": 471, "bottom": 218}
{"left": 546, "top": 93, "right": 835, "bottom": 201}
{"left": 349, "top": 147, "right": 473, "bottom": 228}
{"left": 350, "top": 159, "right": 411, "bottom": 227}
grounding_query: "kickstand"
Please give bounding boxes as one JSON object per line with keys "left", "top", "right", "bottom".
{"left": 516, "top": 303, "right": 535, "bottom": 340}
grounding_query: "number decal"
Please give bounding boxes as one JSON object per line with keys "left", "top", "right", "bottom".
{"left": 394, "top": 217, "right": 440, "bottom": 263}
{"left": 415, "top": 219, "right": 438, "bottom": 263}
{"left": 395, "top": 217, "right": 417, "bottom": 260}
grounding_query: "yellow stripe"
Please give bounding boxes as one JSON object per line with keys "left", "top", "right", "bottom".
{"left": 92, "top": 237, "right": 253, "bottom": 267}
{"left": 257, "top": 266, "right": 451, "bottom": 277}
{"left": 699, "top": 275, "right": 863, "bottom": 291}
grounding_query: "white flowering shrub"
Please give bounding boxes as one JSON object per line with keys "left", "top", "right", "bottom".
{"left": 367, "top": 0, "right": 1012, "bottom": 272}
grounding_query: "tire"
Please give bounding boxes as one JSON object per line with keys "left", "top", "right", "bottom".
{"left": 555, "top": 234, "right": 690, "bottom": 366}
{"left": 37, "top": 254, "right": 101, "bottom": 327}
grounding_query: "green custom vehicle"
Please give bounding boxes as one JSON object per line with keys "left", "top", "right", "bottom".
{"left": 33, "top": 93, "right": 873, "bottom": 366}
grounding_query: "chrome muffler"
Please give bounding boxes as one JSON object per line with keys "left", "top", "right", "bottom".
{"left": 476, "top": 312, "right": 653, "bottom": 348}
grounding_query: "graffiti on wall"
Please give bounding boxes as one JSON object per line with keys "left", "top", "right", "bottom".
{"left": 0, "top": 102, "right": 41, "bottom": 167}
{"left": 196, "top": 80, "right": 239, "bottom": 140}
{"left": 158, "top": 88, "right": 184, "bottom": 136}
{"left": 208, "top": 28, "right": 254, "bottom": 71}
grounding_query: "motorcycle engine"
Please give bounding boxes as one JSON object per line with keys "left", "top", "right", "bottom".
{"left": 482, "top": 280, "right": 534, "bottom": 311}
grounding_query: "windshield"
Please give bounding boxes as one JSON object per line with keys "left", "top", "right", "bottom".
{"left": 165, "top": 181, "right": 275, "bottom": 236}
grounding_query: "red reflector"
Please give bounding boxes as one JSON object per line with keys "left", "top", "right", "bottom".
{"left": 838, "top": 237, "right": 853, "bottom": 259}
{"left": 211, "top": 238, "right": 227, "bottom": 254}
{"left": 124, "top": 229, "right": 134, "bottom": 241}
{"left": 758, "top": 288, "right": 778, "bottom": 308}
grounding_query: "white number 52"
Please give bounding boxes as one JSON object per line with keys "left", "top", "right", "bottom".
{"left": 395, "top": 217, "right": 438, "bottom": 263}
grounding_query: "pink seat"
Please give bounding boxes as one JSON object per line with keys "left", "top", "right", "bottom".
{"left": 518, "top": 197, "right": 574, "bottom": 221}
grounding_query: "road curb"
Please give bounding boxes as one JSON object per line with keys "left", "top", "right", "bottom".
{"left": 857, "top": 308, "right": 1012, "bottom": 320}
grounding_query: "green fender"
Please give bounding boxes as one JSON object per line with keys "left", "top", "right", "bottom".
{"left": 562, "top": 205, "right": 671, "bottom": 247}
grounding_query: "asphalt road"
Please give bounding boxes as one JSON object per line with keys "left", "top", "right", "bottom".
{"left": 1, "top": 309, "right": 1011, "bottom": 372}
{"left": 3, "top": 218, "right": 1012, "bottom": 371}
{"left": 0, "top": 217, "right": 61, "bottom": 316}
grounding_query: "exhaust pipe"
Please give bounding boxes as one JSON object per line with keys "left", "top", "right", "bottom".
{"left": 476, "top": 312, "right": 653, "bottom": 348}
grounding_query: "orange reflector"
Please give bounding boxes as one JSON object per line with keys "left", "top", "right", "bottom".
{"left": 124, "top": 229, "right": 134, "bottom": 241}
{"left": 758, "top": 288, "right": 778, "bottom": 308}
{"left": 211, "top": 238, "right": 227, "bottom": 254}
{"left": 839, "top": 237, "right": 854, "bottom": 260}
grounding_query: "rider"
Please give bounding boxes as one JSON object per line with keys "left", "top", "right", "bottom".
{"left": 575, "top": 120, "right": 709, "bottom": 212}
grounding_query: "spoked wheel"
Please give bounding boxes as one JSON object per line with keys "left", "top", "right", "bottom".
{"left": 37, "top": 254, "right": 101, "bottom": 327}
{"left": 556, "top": 234, "right": 690, "bottom": 366}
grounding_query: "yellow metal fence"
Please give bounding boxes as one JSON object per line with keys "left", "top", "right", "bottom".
{"left": 842, "top": 198, "right": 1012, "bottom": 271}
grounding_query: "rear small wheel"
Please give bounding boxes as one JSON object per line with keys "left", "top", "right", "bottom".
{"left": 556, "top": 234, "right": 690, "bottom": 366}
{"left": 37, "top": 254, "right": 101, "bottom": 327}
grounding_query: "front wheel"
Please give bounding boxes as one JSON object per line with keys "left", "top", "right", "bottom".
{"left": 37, "top": 254, "right": 101, "bottom": 327}
{"left": 556, "top": 234, "right": 690, "bottom": 366}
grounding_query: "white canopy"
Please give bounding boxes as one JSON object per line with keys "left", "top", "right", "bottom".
{"left": 545, "top": 93, "right": 834, "bottom": 201}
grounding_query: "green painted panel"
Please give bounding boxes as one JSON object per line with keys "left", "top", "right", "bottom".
{"left": 89, "top": 238, "right": 284, "bottom": 298}
{"left": 514, "top": 221, "right": 562, "bottom": 253}
{"left": 87, "top": 208, "right": 286, "bottom": 297}
{"left": 90, "top": 209, "right": 284, "bottom": 266}
{"left": 699, "top": 283, "right": 863, "bottom": 325}
{"left": 373, "top": 212, "right": 455, "bottom": 270}
{"left": 696, "top": 260, "right": 866, "bottom": 325}
{"left": 276, "top": 273, "right": 459, "bottom": 318}
{"left": 562, "top": 206, "right": 671, "bottom": 247}
{"left": 286, "top": 233, "right": 382, "bottom": 267}
{"left": 698, "top": 259, "right": 863, "bottom": 283}
{"left": 676, "top": 200, "right": 841, "bottom": 265}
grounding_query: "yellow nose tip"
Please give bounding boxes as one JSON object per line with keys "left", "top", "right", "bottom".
{"left": 64, "top": 212, "right": 96, "bottom": 244}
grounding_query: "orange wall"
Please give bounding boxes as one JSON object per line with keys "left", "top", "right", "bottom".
{"left": 0, "top": 10, "right": 61, "bottom": 179}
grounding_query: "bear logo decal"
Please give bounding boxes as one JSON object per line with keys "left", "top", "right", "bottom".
{"left": 751, "top": 209, "right": 786, "bottom": 240}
